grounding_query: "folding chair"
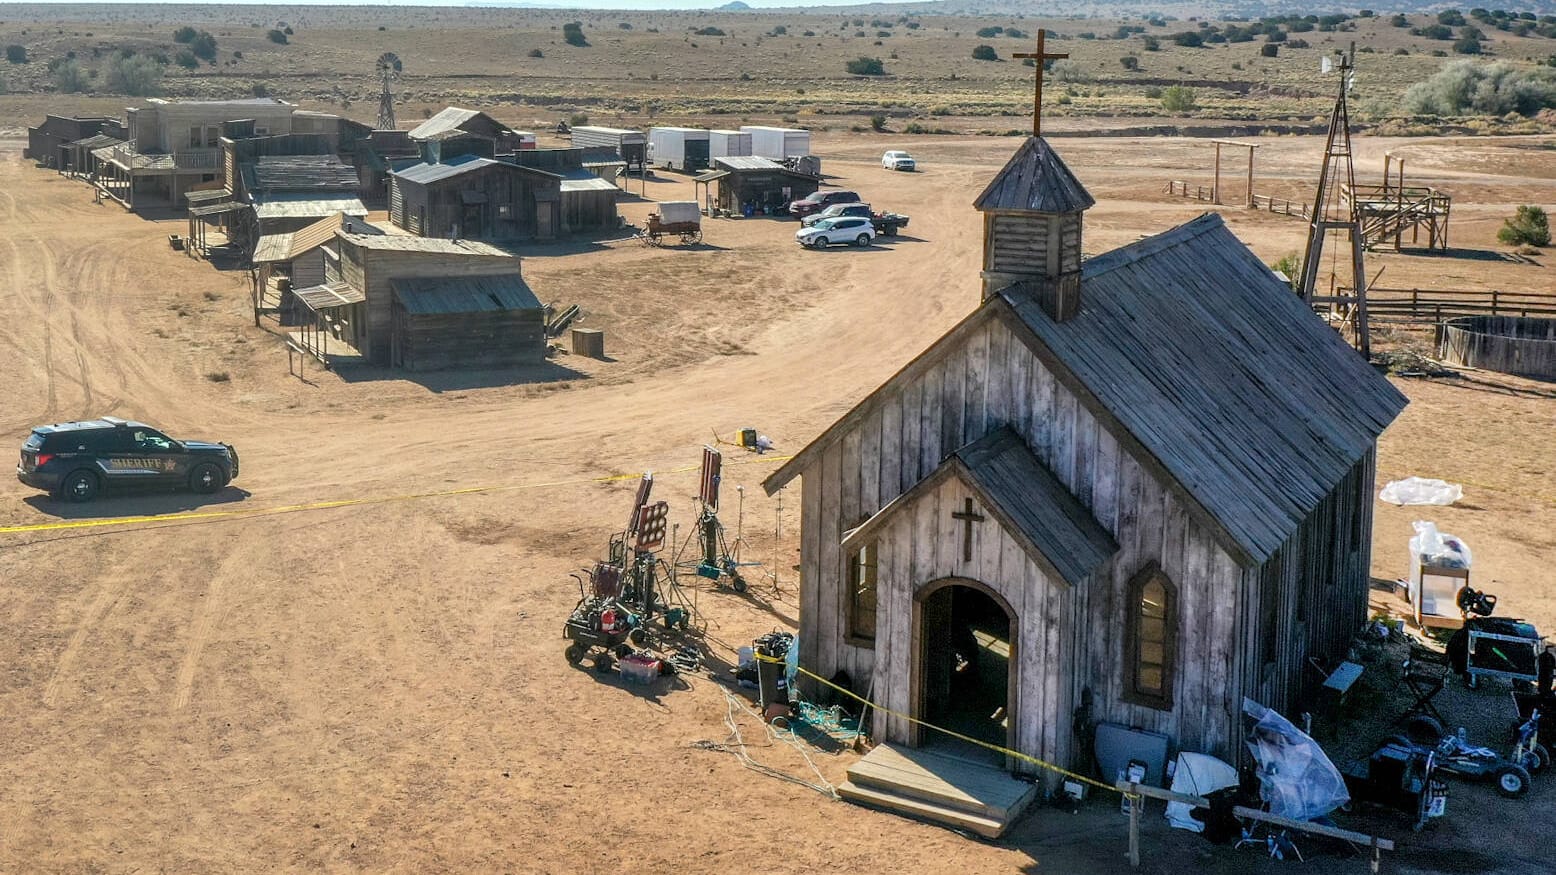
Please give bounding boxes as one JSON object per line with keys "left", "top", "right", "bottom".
{"left": 1399, "top": 647, "right": 1447, "bottom": 727}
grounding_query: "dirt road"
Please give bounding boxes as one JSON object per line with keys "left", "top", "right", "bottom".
{"left": 0, "top": 132, "right": 1553, "bottom": 873}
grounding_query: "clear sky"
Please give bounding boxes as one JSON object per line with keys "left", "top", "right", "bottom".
{"left": 7, "top": 1, "right": 894, "bottom": 6}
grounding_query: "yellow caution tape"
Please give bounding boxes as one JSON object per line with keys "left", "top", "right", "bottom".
{"left": 754, "top": 652, "right": 1133, "bottom": 800}
{"left": 0, "top": 453, "right": 793, "bottom": 536}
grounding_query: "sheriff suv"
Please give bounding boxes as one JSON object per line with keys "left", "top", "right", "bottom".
{"left": 17, "top": 417, "right": 239, "bottom": 502}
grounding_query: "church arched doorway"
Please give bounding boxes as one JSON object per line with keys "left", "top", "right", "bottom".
{"left": 915, "top": 578, "right": 1016, "bottom": 761}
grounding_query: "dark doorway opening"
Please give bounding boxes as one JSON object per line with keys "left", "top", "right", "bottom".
{"left": 920, "top": 582, "right": 1013, "bottom": 762}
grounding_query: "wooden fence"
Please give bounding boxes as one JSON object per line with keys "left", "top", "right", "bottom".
{"left": 1357, "top": 287, "right": 1556, "bottom": 323}
{"left": 1164, "top": 181, "right": 1310, "bottom": 219}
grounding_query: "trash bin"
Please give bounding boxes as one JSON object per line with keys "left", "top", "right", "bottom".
{"left": 756, "top": 653, "right": 787, "bottom": 710}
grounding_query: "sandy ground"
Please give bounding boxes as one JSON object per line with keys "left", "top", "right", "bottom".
{"left": 1, "top": 130, "right": 1554, "bottom": 874}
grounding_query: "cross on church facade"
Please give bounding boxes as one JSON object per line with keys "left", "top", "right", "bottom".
{"left": 952, "top": 497, "right": 985, "bottom": 562}
{"left": 1012, "top": 29, "right": 1069, "bottom": 138}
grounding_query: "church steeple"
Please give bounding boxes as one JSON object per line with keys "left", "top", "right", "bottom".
{"left": 973, "top": 30, "right": 1094, "bottom": 322}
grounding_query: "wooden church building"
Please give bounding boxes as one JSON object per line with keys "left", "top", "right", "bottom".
{"left": 762, "top": 135, "right": 1407, "bottom": 807}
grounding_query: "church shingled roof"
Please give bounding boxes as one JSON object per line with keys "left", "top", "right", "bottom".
{"left": 972, "top": 136, "right": 1095, "bottom": 214}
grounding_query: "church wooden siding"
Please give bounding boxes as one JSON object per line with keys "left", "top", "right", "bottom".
{"left": 796, "top": 312, "right": 1255, "bottom": 766}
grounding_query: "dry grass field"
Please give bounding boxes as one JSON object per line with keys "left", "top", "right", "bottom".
{"left": 0, "top": 2, "right": 1555, "bottom": 871}
{"left": 0, "top": 117, "right": 1554, "bottom": 872}
{"left": 3, "top": 4, "right": 1556, "bottom": 137}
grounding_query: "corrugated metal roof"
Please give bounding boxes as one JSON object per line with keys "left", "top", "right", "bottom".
{"left": 559, "top": 169, "right": 618, "bottom": 193}
{"left": 407, "top": 107, "right": 505, "bottom": 140}
{"left": 571, "top": 126, "right": 644, "bottom": 137}
{"left": 253, "top": 193, "right": 368, "bottom": 220}
{"left": 693, "top": 170, "right": 730, "bottom": 183}
{"left": 184, "top": 188, "right": 233, "bottom": 204}
{"left": 256, "top": 213, "right": 359, "bottom": 261}
{"left": 713, "top": 156, "right": 783, "bottom": 172}
{"left": 294, "top": 280, "right": 365, "bottom": 311}
{"left": 391, "top": 274, "right": 541, "bottom": 314}
{"left": 392, "top": 154, "right": 499, "bottom": 185}
{"left": 973, "top": 136, "right": 1096, "bottom": 214}
{"left": 187, "top": 201, "right": 248, "bottom": 218}
{"left": 339, "top": 234, "right": 514, "bottom": 257}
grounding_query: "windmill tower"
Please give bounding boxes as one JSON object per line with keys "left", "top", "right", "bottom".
{"left": 375, "top": 52, "right": 402, "bottom": 131}
{"left": 1298, "top": 43, "right": 1370, "bottom": 358}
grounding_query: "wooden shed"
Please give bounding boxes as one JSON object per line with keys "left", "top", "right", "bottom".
{"left": 25, "top": 115, "right": 122, "bottom": 170}
{"left": 331, "top": 233, "right": 521, "bottom": 366}
{"left": 389, "top": 155, "right": 561, "bottom": 241}
{"left": 700, "top": 156, "right": 820, "bottom": 216}
{"left": 762, "top": 136, "right": 1408, "bottom": 826}
{"left": 389, "top": 274, "right": 545, "bottom": 371}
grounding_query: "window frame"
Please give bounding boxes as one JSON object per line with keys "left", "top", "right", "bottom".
{"left": 1123, "top": 561, "right": 1178, "bottom": 711}
{"left": 845, "top": 538, "right": 879, "bottom": 647}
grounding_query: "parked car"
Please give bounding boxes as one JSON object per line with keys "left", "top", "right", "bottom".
{"left": 788, "top": 189, "right": 862, "bottom": 219}
{"left": 800, "top": 203, "right": 911, "bottom": 236}
{"left": 16, "top": 416, "right": 239, "bottom": 502}
{"left": 795, "top": 216, "right": 876, "bottom": 248}
{"left": 800, "top": 202, "right": 873, "bottom": 227}
{"left": 882, "top": 150, "right": 916, "bottom": 171}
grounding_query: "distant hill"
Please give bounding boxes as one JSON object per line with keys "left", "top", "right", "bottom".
{"left": 718, "top": 1, "right": 752, "bottom": 10}
{"left": 793, "top": 0, "right": 1556, "bottom": 17}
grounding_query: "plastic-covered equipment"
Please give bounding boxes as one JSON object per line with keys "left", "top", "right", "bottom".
{"left": 1242, "top": 698, "right": 1350, "bottom": 822}
{"left": 1165, "top": 752, "right": 1240, "bottom": 832}
{"left": 1380, "top": 477, "right": 1463, "bottom": 506}
{"left": 1408, "top": 521, "right": 1473, "bottom": 625}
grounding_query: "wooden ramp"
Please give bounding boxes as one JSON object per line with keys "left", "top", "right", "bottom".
{"left": 839, "top": 744, "right": 1037, "bottom": 838}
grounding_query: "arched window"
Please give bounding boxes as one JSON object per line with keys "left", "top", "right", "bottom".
{"left": 847, "top": 540, "right": 878, "bottom": 644}
{"left": 1124, "top": 563, "right": 1177, "bottom": 710}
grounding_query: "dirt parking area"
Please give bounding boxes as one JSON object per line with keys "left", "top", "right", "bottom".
{"left": 0, "top": 131, "right": 1553, "bottom": 873}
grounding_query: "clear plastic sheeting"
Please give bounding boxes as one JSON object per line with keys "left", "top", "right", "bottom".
{"left": 1242, "top": 698, "right": 1350, "bottom": 822}
{"left": 1410, "top": 521, "right": 1473, "bottom": 570}
{"left": 1379, "top": 477, "right": 1463, "bottom": 507}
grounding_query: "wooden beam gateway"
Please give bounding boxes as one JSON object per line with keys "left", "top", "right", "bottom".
{"left": 1209, "top": 139, "right": 1260, "bottom": 208}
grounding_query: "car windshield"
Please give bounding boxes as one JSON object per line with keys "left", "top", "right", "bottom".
{"left": 24, "top": 433, "right": 43, "bottom": 450}
{"left": 803, "top": 192, "right": 826, "bottom": 203}
{"left": 133, "top": 430, "right": 175, "bottom": 451}
{"left": 811, "top": 219, "right": 837, "bottom": 229}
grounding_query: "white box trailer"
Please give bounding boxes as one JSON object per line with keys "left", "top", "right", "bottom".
{"left": 647, "top": 127, "right": 711, "bottom": 172}
{"left": 740, "top": 126, "right": 811, "bottom": 161}
{"left": 708, "top": 129, "right": 752, "bottom": 159}
{"left": 570, "top": 125, "right": 647, "bottom": 168}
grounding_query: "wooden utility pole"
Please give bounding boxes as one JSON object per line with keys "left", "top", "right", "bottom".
{"left": 1298, "top": 43, "right": 1371, "bottom": 358}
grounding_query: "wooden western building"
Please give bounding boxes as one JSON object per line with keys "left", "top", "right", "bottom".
{"left": 509, "top": 148, "right": 624, "bottom": 234}
{"left": 388, "top": 274, "right": 545, "bottom": 371}
{"left": 696, "top": 156, "right": 820, "bottom": 216}
{"left": 763, "top": 136, "right": 1407, "bottom": 807}
{"left": 310, "top": 233, "right": 540, "bottom": 369}
{"left": 389, "top": 154, "right": 562, "bottom": 241}
{"left": 26, "top": 115, "right": 123, "bottom": 171}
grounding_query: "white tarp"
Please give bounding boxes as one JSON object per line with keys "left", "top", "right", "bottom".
{"left": 1165, "top": 752, "right": 1240, "bottom": 832}
{"left": 1243, "top": 699, "right": 1350, "bottom": 821}
{"left": 656, "top": 201, "right": 700, "bottom": 226}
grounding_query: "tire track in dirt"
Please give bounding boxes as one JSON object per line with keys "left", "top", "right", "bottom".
{"left": 171, "top": 540, "right": 262, "bottom": 712}
{"left": 40, "top": 571, "right": 130, "bottom": 708}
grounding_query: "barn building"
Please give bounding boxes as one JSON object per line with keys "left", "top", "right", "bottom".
{"left": 696, "top": 156, "right": 820, "bottom": 216}
{"left": 389, "top": 155, "right": 562, "bottom": 241}
{"left": 407, "top": 107, "right": 528, "bottom": 162}
{"left": 762, "top": 136, "right": 1406, "bottom": 826}
{"left": 509, "top": 148, "right": 624, "bottom": 234}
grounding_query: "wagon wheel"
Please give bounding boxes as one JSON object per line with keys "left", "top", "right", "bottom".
{"left": 641, "top": 229, "right": 663, "bottom": 247}
{"left": 680, "top": 229, "right": 702, "bottom": 245}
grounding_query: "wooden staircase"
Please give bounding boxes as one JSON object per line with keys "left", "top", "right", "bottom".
{"left": 838, "top": 744, "right": 1038, "bottom": 838}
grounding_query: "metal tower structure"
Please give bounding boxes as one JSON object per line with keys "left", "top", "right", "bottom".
{"left": 1298, "top": 43, "right": 1370, "bottom": 358}
{"left": 375, "top": 52, "right": 402, "bottom": 131}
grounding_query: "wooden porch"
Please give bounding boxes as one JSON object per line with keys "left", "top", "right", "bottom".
{"left": 837, "top": 743, "right": 1037, "bottom": 838}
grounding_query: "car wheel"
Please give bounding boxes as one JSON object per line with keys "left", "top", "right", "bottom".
{"left": 855, "top": 234, "right": 870, "bottom": 246}
{"left": 814, "top": 236, "right": 828, "bottom": 248}
{"left": 61, "top": 469, "right": 99, "bottom": 503}
{"left": 564, "top": 643, "right": 585, "bottom": 664}
{"left": 189, "top": 462, "right": 226, "bottom": 494}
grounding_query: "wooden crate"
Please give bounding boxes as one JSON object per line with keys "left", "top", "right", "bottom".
{"left": 571, "top": 328, "right": 605, "bottom": 359}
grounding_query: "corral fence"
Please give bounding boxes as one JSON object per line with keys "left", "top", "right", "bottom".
{"left": 1164, "top": 181, "right": 1310, "bottom": 219}
{"left": 1357, "top": 287, "right": 1556, "bottom": 324}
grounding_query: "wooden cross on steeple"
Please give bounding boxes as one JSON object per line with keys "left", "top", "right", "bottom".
{"left": 1012, "top": 29, "right": 1069, "bottom": 138}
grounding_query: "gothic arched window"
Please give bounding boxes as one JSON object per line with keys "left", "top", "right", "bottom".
{"left": 1124, "top": 562, "right": 1177, "bottom": 710}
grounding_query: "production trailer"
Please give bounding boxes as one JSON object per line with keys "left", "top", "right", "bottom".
{"left": 708, "top": 130, "right": 752, "bottom": 160}
{"left": 648, "top": 127, "right": 711, "bottom": 172}
{"left": 740, "top": 126, "right": 811, "bottom": 162}
{"left": 571, "top": 126, "right": 647, "bottom": 171}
